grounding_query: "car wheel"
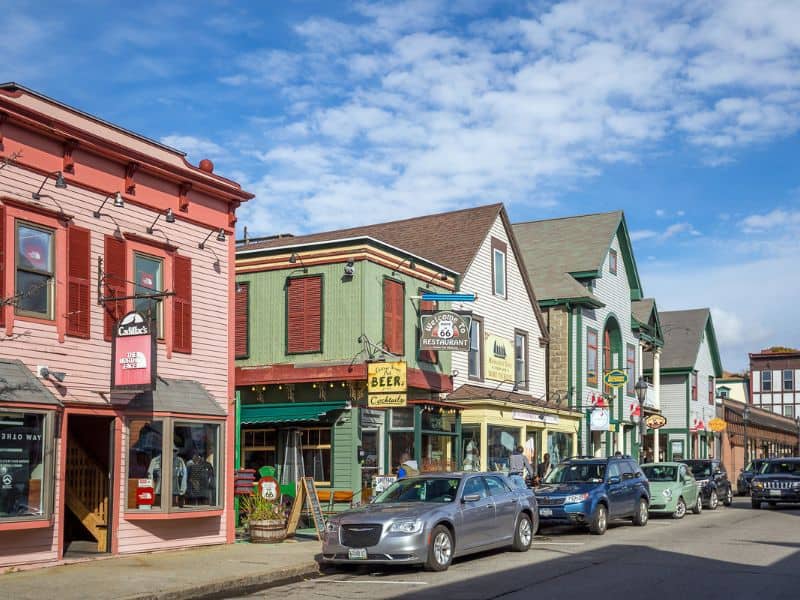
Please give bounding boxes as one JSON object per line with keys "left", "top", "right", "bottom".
{"left": 673, "top": 497, "right": 686, "bottom": 519}
{"left": 632, "top": 498, "right": 649, "bottom": 526}
{"left": 692, "top": 494, "right": 703, "bottom": 515}
{"left": 723, "top": 488, "right": 733, "bottom": 507}
{"left": 424, "top": 525, "right": 454, "bottom": 572}
{"left": 751, "top": 499, "right": 761, "bottom": 509}
{"left": 589, "top": 504, "right": 607, "bottom": 535}
{"left": 707, "top": 490, "right": 719, "bottom": 510}
{"left": 511, "top": 514, "right": 533, "bottom": 552}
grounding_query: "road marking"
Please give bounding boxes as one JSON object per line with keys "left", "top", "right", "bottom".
{"left": 328, "top": 580, "right": 428, "bottom": 585}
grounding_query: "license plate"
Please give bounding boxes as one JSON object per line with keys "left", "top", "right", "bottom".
{"left": 769, "top": 489, "right": 781, "bottom": 497}
{"left": 539, "top": 508, "right": 553, "bottom": 517}
{"left": 348, "top": 548, "right": 367, "bottom": 560}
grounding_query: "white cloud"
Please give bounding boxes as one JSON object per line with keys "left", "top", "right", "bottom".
{"left": 160, "top": 135, "right": 226, "bottom": 162}
{"left": 655, "top": 209, "right": 665, "bottom": 217}
{"left": 740, "top": 209, "right": 800, "bottom": 233}
{"left": 631, "top": 222, "right": 701, "bottom": 243}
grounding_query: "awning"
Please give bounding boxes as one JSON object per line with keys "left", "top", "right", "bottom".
{"left": 122, "top": 378, "right": 225, "bottom": 416}
{"left": 240, "top": 401, "right": 347, "bottom": 425}
{"left": 0, "top": 359, "right": 62, "bottom": 407}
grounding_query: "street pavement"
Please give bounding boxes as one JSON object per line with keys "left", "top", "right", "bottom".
{"left": 229, "top": 497, "right": 800, "bottom": 600}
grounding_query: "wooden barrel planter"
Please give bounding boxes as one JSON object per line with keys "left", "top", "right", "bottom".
{"left": 249, "top": 519, "right": 286, "bottom": 543}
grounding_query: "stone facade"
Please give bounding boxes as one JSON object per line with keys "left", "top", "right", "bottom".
{"left": 546, "top": 305, "right": 570, "bottom": 400}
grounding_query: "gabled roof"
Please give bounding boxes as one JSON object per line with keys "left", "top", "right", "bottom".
{"left": 239, "top": 203, "right": 505, "bottom": 276}
{"left": 632, "top": 297, "right": 664, "bottom": 345}
{"left": 643, "top": 308, "right": 723, "bottom": 376}
{"left": 512, "top": 210, "right": 643, "bottom": 305}
{"left": 0, "top": 359, "right": 62, "bottom": 406}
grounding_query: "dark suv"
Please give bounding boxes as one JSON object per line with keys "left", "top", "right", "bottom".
{"left": 534, "top": 456, "right": 650, "bottom": 535}
{"left": 679, "top": 459, "right": 733, "bottom": 509}
{"left": 737, "top": 459, "right": 767, "bottom": 495}
{"left": 750, "top": 458, "right": 800, "bottom": 509}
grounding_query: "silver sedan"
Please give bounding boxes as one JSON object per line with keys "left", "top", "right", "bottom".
{"left": 321, "top": 472, "right": 538, "bottom": 571}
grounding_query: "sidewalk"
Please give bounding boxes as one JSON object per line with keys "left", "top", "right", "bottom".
{"left": 1, "top": 537, "right": 322, "bottom": 600}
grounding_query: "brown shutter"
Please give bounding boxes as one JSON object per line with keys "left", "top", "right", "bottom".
{"left": 172, "top": 255, "right": 192, "bottom": 353}
{"left": 0, "top": 205, "right": 5, "bottom": 327}
{"left": 287, "top": 276, "right": 322, "bottom": 353}
{"left": 235, "top": 281, "right": 249, "bottom": 358}
{"left": 418, "top": 296, "right": 437, "bottom": 364}
{"left": 66, "top": 226, "right": 91, "bottom": 338}
{"left": 383, "top": 279, "right": 404, "bottom": 355}
{"left": 103, "top": 235, "right": 127, "bottom": 341}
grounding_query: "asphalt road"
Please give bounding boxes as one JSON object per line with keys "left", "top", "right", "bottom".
{"left": 228, "top": 497, "right": 800, "bottom": 600}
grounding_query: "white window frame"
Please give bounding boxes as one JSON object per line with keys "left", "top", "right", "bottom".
{"left": 468, "top": 318, "right": 482, "bottom": 380}
{"left": 762, "top": 370, "right": 772, "bottom": 392}
{"left": 493, "top": 248, "right": 506, "bottom": 297}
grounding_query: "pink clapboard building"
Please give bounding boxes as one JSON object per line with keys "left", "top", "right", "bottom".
{"left": 0, "top": 83, "right": 252, "bottom": 568}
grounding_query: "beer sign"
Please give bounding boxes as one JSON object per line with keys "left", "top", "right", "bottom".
{"left": 367, "top": 361, "right": 407, "bottom": 408}
{"left": 111, "top": 311, "right": 156, "bottom": 392}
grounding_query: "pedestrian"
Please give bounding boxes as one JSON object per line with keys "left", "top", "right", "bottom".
{"left": 508, "top": 445, "right": 534, "bottom": 488}
{"left": 537, "top": 453, "right": 551, "bottom": 481}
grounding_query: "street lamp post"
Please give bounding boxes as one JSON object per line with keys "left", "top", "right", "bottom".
{"left": 635, "top": 377, "right": 649, "bottom": 462}
{"left": 743, "top": 404, "right": 751, "bottom": 467}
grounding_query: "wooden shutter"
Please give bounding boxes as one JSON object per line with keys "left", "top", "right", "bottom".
{"left": 66, "top": 226, "right": 91, "bottom": 338}
{"left": 235, "top": 281, "right": 249, "bottom": 358}
{"left": 0, "top": 205, "right": 5, "bottom": 327}
{"left": 287, "top": 276, "right": 322, "bottom": 353}
{"left": 172, "top": 255, "right": 192, "bottom": 353}
{"left": 382, "top": 279, "right": 404, "bottom": 355}
{"left": 103, "top": 235, "right": 127, "bottom": 341}
{"left": 418, "top": 295, "right": 437, "bottom": 364}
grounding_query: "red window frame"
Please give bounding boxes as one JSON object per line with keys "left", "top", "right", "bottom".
{"left": 586, "top": 328, "right": 598, "bottom": 387}
{"left": 708, "top": 376, "right": 714, "bottom": 405}
{"left": 609, "top": 249, "right": 618, "bottom": 275}
{"left": 691, "top": 371, "right": 698, "bottom": 401}
{"left": 626, "top": 343, "right": 635, "bottom": 396}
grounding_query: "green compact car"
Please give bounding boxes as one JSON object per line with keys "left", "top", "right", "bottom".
{"left": 641, "top": 462, "right": 702, "bottom": 519}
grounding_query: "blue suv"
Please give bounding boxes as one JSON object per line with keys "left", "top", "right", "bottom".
{"left": 534, "top": 456, "right": 650, "bottom": 535}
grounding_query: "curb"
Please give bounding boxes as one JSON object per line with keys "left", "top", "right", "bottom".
{"left": 121, "top": 562, "right": 322, "bottom": 600}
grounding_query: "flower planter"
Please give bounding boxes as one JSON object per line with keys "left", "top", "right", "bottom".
{"left": 249, "top": 519, "right": 286, "bottom": 543}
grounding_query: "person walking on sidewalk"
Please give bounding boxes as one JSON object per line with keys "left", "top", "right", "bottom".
{"left": 508, "top": 446, "right": 534, "bottom": 489}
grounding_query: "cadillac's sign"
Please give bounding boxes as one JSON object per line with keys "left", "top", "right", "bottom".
{"left": 111, "top": 311, "right": 157, "bottom": 393}
{"left": 419, "top": 310, "right": 472, "bottom": 351}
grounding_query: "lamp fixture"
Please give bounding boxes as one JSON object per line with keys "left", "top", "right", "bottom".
{"left": 199, "top": 228, "right": 227, "bottom": 249}
{"left": 288, "top": 252, "right": 308, "bottom": 273}
{"left": 32, "top": 171, "right": 67, "bottom": 200}
{"left": 146, "top": 208, "right": 176, "bottom": 234}
{"left": 343, "top": 260, "right": 355, "bottom": 277}
{"left": 93, "top": 191, "right": 124, "bottom": 218}
{"left": 39, "top": 366, "right": 67, "bottom": 383}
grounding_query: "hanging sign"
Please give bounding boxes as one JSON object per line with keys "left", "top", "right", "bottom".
{"left": 645, "top": 414, "right": 667, "bottom": 430}
{"left": 485, "top": 334, "right": 514, "bottom": 382}
{"left": 603, "top": 369, "right": 628, "bottom": 388}
{"left": 111, "top": 311, "right": 157, "bottom": 393}
{"left": 419, "top": 310, "right": 472, "bottom": 351}
{"left": 590, "top": 407, "right": 610, "bottom": 431}
{"left": 367, "top": 361, "right": 407, "bottom": 408}
{"left": 708, "top": 418, "right": 726, "bottom": 432}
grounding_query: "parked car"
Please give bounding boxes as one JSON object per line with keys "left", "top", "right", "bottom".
{"left": 750, "top": 458, "right": 800, "bottom": 509}
{"left": 737, "top": 459, "right": 768, "bottom": 495}
{"left": 678, "top": 459, "right": 733, "bottom": 509}
{"left": 534, "top": 456, "right": 650, "bottom": 535}
{"left": 321, "top": 472, "right": 538, "bottom": 572}
{"left": 641, "top": 462, "right": 702, "bottom": 518}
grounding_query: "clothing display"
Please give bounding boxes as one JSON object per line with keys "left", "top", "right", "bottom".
{"left": 146, "top": 451, "right": 187, "bottom": 496}
{"left": 185, "top": 455, "right": 215, "bottom": 504}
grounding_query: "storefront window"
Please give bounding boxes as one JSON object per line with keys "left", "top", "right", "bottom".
{"left": 389, "top": 431, "right": 415, "bottom": 473}
{"left": 173, "top": 422, "right": 219, "bottom": 508}
{"left": 390, "top": 408, "right": 414, "bottom": 429}
{"left": 421, "top": 434, "right": 456, "bottom": 472}
{"left": 128, "top": 419, "right": 164, "bottom": 510}
{"left": 487, "top": 425, "right": 519, "bottom": 472}
{"left": 525, "top": 430, "right": 541, "bottom": 466}
{"left": 300, "top": 427, "right": 331, "bottom": 484}
{"left": 242, "top": 428, "right": 277, "bottom": 472}
{"left": 421, "top": 408, "right": 450, "bottom": 432}
{"left": 0, "top": 411, "right": 49, "bottom": 519}
{"left": 462, "top": 425, "right": 481, "bottom": 471}
{"left": 548, "top": 431, "right": 572, "bottom": 465}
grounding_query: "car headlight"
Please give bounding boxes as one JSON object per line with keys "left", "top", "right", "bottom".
{"left": 662, "top": 488, "right": 673, "bottom": 499}
{"left": 389, "top": 519, "right": 423, "bottom": 534}
{"left": 325, "top": 520, "right": 339, "bottom": 533}
{"left": 752, "top": 481, "right": 764, "bottom": 489}
{"left": 564, "top": 493, "right": 590, "bottom": 504}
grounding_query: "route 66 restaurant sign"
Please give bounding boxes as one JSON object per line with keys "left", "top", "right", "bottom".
{"left": 419, "top": 310, "right": 472, "bottom": 351}
{"left": 111, "top": 311, "right": 157, "bottom": 393}
{"left": 367, "top": 361, "right": 407, "bottom": 408}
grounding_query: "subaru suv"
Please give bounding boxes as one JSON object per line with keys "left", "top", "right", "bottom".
{"left": 534, "top": 456, "right": 650, "bottom": 535}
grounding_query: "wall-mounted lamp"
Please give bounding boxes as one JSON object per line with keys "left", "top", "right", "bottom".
{"left": 288, "top": 252, "right": 308, "bottom": 273}
{"left": 199, "top": 228, "right": 226, "bottom": 249}
{"left": 93, "top": 192, "right": 124, "bottom": 218}
{"left": 32, "top": 171, "right": 67, "bottom": 200}
{"left": 343, "top": 260, "right": 355, "bottom": 277}
{"left": 146, "top": 208, "right": 176, "bottom": 234}
{"left": 38, "top": 366, "right": 67, "bottom": 383}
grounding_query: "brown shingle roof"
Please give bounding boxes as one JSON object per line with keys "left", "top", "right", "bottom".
{"left": 238, "top": 203, "right": 504, "bottom": 275}
{"left": 644, "top": 308, "right": 710, "bottom": 371}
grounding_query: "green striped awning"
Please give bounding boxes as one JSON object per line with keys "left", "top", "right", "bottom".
{"left": 240, "top": 401, "right": 347, "bottom": 425}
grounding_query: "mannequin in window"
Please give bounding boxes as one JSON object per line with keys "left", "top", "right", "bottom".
{"left": 186, "top": 452, "right": 215, "bottom": 505}
{"left": 146, "top": 448, "right": 187, "bottom": 506}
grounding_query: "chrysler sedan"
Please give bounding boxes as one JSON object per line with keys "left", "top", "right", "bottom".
{"left": 321, "top": 472, "right": 538, "bottom": 571}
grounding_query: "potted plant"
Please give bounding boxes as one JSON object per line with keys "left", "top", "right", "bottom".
{"left": 241, "top": 493, "right": 286, "bottom": 543}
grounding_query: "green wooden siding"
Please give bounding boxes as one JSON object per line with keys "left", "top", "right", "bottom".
{"left": 333, "top": 409, "right": 359, "bottom": 491}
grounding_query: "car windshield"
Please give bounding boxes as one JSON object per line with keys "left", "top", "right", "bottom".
{"left": 683, "top": 462, "right": 712, "bottom": 478}
{"left": 545, "top": 463, "right": 606, "bottom": 484}
{"left": 747, "top": 461, "right": 767, "bottom": 473}
{"left": 642, "top": 465, "right": 678, "bottom": 482}
{"left": 762, "top": 462, "right": 800, "bottom": 476}
{"left": 373, "top": 477, "right": 460, "bottom": 503}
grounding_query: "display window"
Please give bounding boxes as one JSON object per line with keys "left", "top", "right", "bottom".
{"left": 0, "top": 410, "right": 53, "bottom": 520}
{"left": 420, "top": 434, "right": 456, "bottom": 472}
{"left": 548, "top": 431, "right": 572, "bottom": 465}
{"left": 126, "top": 417, "right": 223, "bottom": 512}
{"left": 241, "top": 428, "right": 277, "bottom": 472}
{"left": 299, "top": 427, "right": 331, "bottom": 484}
{"left": 462, "top": 425, "right": 481, "bottom": 471}
{"left": 487, "top": 425, "right": 520, "bottom": 472}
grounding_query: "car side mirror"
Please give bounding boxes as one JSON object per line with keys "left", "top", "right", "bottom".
{"left": 462, "top": 493, "right": 481, "bottom": 503}
{"left": 608, "top": 476, "right": 621, "bottom": 485}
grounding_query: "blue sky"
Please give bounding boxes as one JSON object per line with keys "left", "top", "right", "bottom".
{"left": 2, "top": 0, "right": 799, "bottom": 371}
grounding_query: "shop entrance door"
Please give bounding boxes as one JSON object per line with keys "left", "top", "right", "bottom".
{"left": 63, "top": 415, "right": 114, "bottom": 557}
{"left": 361, "top": 429, "right": 382, "bottom": 499}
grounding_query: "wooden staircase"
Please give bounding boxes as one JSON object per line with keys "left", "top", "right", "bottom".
{"left": 65, "top": 442, "right": 109, "bottom": 552}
